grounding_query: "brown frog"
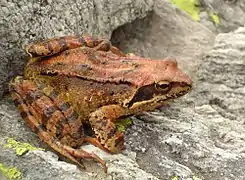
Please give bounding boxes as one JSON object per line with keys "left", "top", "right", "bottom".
{"left": 9, "top": 35, "right": 192, "bottom": 172}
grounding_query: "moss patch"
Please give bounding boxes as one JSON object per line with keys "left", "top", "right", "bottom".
{"left": 172, "top": 176, "right": 179, "bottom": 180}
{"left": 169, "top": 0, "right": 200, "bottom": 21}
{"left": 115, "top": 118, "right": 133, "bottom": 132}
{"left": 0, "top": 163, "right": 22, "bottom": 180}
{"left": 209, "top": 12, "right": 219, "bottom": 25}
{"left": 4, "top": 138, "right": 43, "bottom": 156}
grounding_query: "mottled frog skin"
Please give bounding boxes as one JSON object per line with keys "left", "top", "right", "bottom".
{"left": 9, "top": 35, "right": 192, "bottom": 172}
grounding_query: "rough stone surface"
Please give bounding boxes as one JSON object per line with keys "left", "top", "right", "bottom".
{"left": 0, "top": 0, "right": 153, "bottom": 97}
{"left": 199, "top": 0, "right": 245, "bottom": 33}
{"left": 1, "top": 0, "right": 245, "bottom": 180}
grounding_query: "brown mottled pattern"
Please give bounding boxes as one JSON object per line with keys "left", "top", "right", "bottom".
{"left": 9, "top": 77, "right": 108, "bottom": 171}
{"left": 28, "top": 47, "right": 192, "bottom": 89}
{"left": 25, "top": 35, "right": 114, "bottom": 58}
{"left": 44, "top": 89, "right": 83, "bottom": 144}
{"left": 89, "top": 112, "right": 124, "bottom": 153}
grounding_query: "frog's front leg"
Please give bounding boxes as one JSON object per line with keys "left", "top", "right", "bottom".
{"left": 88, "top": 105, "right": 126, "bottom": 153}
{"left": 9, "top": 77, "right": 107, "bottom": 172}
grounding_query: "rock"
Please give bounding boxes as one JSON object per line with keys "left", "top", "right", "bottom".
{"left": 198, "top": 0, "right": 245, "bottom": 33}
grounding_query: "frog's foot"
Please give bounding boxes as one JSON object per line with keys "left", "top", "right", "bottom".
{"left": 63, "top": 145, "right": 107, "bottom": 173}
{"left": 25, "top": 35, "right": 125, "bottom": 58}
{"left": 9, "top": 77, "right": 107, "bottom": 172}
{"left": 89, "top": 105, "right": 125, "bottom": 154}
{"left": 84, "top": 137, "right": 111, "bottom": 153}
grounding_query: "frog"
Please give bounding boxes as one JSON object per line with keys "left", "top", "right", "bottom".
{"left": 9, "top": 35, "right": 192, "bottom": 173}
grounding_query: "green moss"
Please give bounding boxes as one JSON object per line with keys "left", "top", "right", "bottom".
{"left": 172, "top": 176, "right": 179, "bottom": 180}
{"left": 0, "top": 163, "right": 22, "bottom": 180}
{"left": 4, "top": 138, "right": 43, "bottom": 156}
{"left": 209, "top": 12, "right": 219, "bottom": 25}
{"left": 169, "top": 0, "right": 200, "bottom": 21}
{"left": 115, "top": 118, "right": 133, "bottom": 132}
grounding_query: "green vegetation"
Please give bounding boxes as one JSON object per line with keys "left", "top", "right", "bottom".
{"left": 168, "top": 0, "right": 200, "bottom": 21}
{"left": 209, "top": 12, "right": 219, "bottom": 25}
{"left": 0, "top": 163, "right": 22, "bottom": 180}
{"left": 172, "top": 176, "right": 179, "bottom": 180}
{"left": 115, "top": 118, "right": 133, "bottom": 132}
{"left": 4, "top": 138, "right": 43, "bottom": 156}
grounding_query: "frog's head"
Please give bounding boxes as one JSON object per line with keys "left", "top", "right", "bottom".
{"left": 123, "top": 58, "right": 192, "bottom": 109}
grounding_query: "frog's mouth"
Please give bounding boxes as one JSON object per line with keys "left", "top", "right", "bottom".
{"left": 125, "top": 82, "right": 191, "bottom": 108}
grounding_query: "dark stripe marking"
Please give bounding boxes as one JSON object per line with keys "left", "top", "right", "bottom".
{"left": 34, "top": 124, "right": 46, "bottom": 133}
{"left": 42, "top": 106, "right": 57, "bottom": 125}
{"left": 114, "top": 135, "right": 124, "bottom": 147}
{"left": 13, "top": 98, "right": 22, "bottom": 107}
{"left": 55, "top": 117, "right": 67, "bottom": 137}
{"left": 67, "top": 111, "right": 79, "bottom": 122}
{"left": 48, "top": 90, "right": 59, "bottom": 100}
{"left": 107, "top": 128, "right": 117, "bottom": 139}
{"left": 20, "top": 111, "right": 28, "bottom": 119}
{"left": 58, "top": 102, "right": 70, "bottom": 112}
{"left": 26, "top": 90, "right": 42, "bottom": 104}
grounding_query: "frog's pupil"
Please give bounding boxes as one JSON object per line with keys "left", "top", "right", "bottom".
{"left": 157, "top": 83, "right": 169, "bottom": 90}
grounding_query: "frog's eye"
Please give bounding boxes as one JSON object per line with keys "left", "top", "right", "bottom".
{"left": 155, "top": 81, "right": 170, "bottom": 91}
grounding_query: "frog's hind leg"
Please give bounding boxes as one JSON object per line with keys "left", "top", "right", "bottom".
{"left": 9, "top": 77, "right": 107, "bottom": 172}
{"left": 10, "top": 90, "right": 86, "bottom": 169}
{"left": 25, "top": 35, "right": 125, "bottom": 58}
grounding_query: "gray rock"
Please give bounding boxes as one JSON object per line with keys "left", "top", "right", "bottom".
{"left": 199, "top": 0, "right": 245, "bottom": 33}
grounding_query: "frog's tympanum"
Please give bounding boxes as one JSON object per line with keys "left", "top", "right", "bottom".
{"left": 9, "top": 35, "right": 192, "bottom": 172}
